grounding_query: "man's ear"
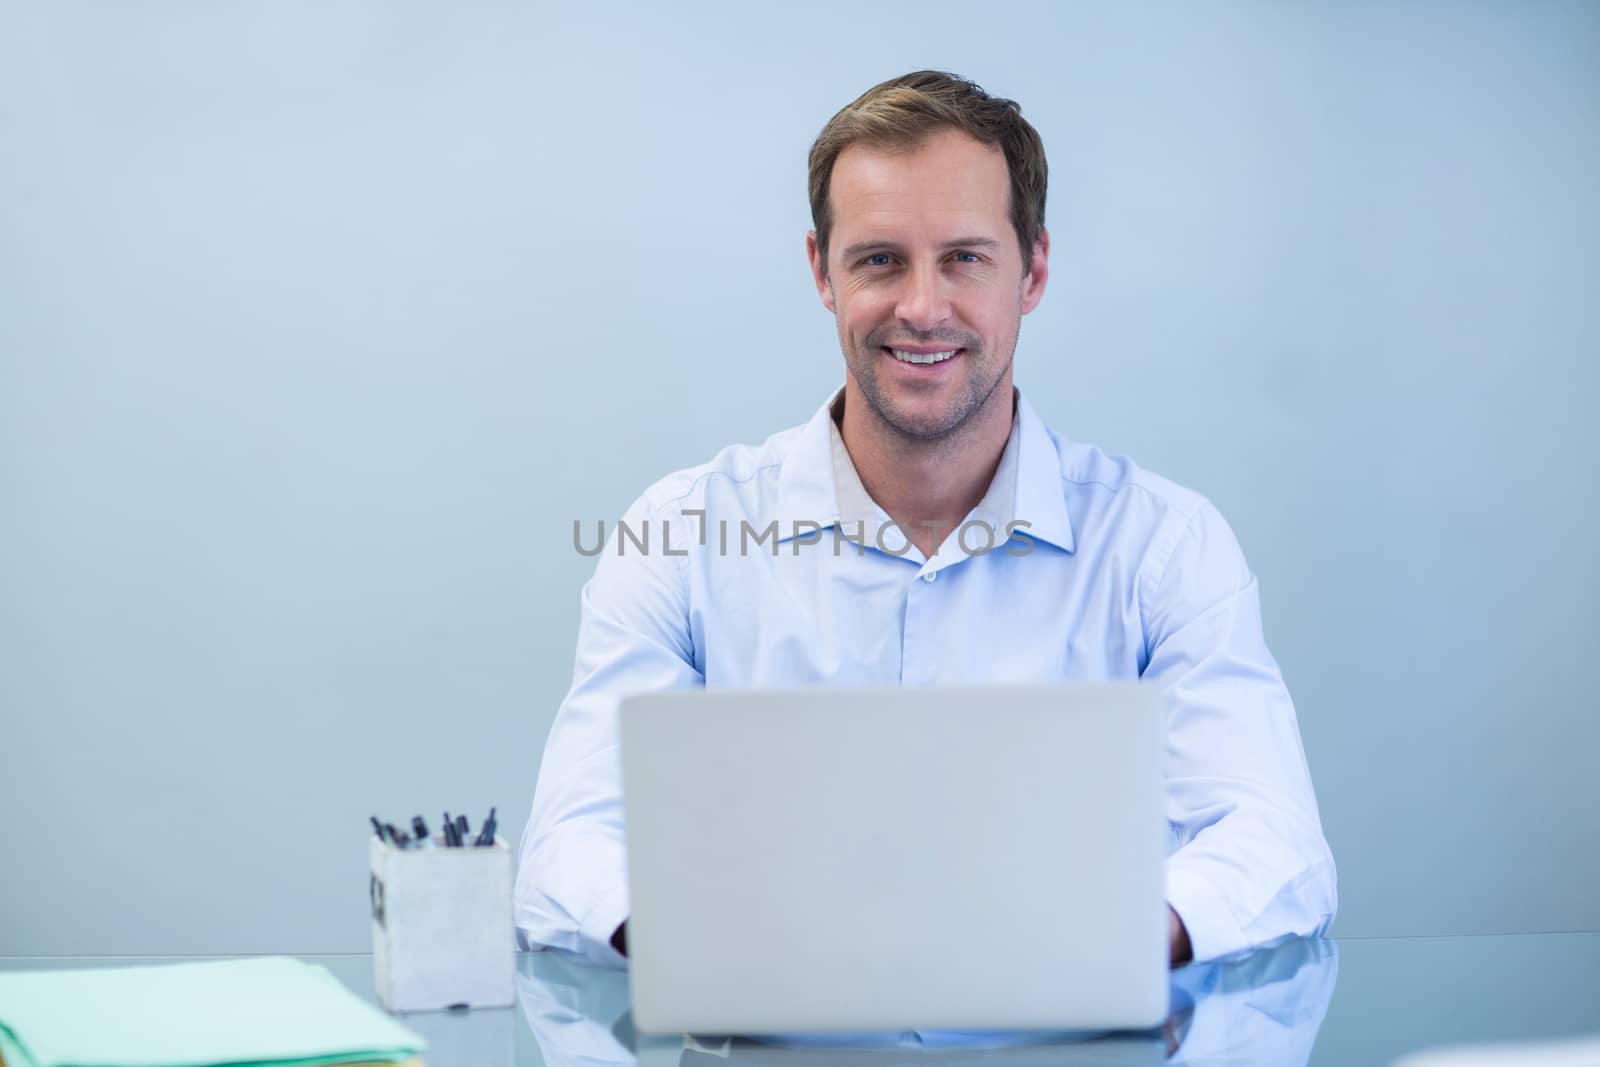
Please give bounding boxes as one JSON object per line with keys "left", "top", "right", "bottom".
{"left": 806, "top": 231, "right": 836, "bottom": 313}
{"left": 1020, "top": 227, "right": 1050, "bottom": 315}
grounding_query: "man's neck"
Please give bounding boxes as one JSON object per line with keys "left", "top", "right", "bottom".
{"left": 836, "top": 375, "right": 1016, "bottom": 559}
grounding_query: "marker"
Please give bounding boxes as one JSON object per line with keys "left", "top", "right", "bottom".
{"left": 383, "top": 822, "right": 404, "bottom": 847}
{"left": 370, "top": 816, "right": 386, "bottom": 840}
{"left": 411, "top": 815, "right": 433, "bottom": 848}
{"left": 455, "top": 814, "right": 469, "bottom": 843}
{"left": 474, "top": 807, "right": 498, "bottom": 847}
{"left": 442, "top": 812, "right": 458, "bottom": 847}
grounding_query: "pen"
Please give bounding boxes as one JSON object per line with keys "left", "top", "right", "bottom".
{"left": 454, "top": 814, "right": 470, "bottom": 844}
{"left": 370, "top": 816, "right": 386, "bottom": 840}
{"left": 474, "top": 807, "right": 497, "bottom": 847}
{"left": 411, "top": 815, "right": 433, "bottom": 848}
{"left": 383, "top": 822, "right": 404, "bottom": 847}
{"left": 442, "top": 812, "right": 458, "bottom": 847}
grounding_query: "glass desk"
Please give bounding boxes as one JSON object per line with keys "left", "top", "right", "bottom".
{"left": 2, "top": 933, "right": 1595, "bottom": 1066}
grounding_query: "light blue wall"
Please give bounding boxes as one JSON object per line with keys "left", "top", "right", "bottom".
{"left": 2, "top": 1, "right": 1595, "bottom": 955}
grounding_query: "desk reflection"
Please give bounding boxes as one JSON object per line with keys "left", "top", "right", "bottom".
{"left": 515, "top": 937, "right": 1338, "bottom": 1067}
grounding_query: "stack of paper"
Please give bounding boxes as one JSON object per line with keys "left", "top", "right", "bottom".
{"left": 0, "top": 957, "right": 426, "bottom": 1067}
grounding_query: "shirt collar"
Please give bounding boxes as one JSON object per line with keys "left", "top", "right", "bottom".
{"left": 770, "top": 389, "right": 844, "bottom": 543}
{"left": 825, "top": 389, "right": 889, "bottom": 531}
{"left": 774, "top": 384, "right": 1075, "bottom": 554}
{"left": 827, "top": 387, "right": 1021, "bottom": 535}
{"left": 1011, "top": 388, "right": 1075, "bottom": 553}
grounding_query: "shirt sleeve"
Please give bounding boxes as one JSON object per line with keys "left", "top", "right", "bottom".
{"left": 1140, "top": 499, "right": 1338, "bottom": 963}
{"left": 515, "top": 496, "right": 702, "bottom": 969}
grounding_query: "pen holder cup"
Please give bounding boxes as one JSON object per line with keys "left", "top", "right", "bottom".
{"left": 369, "top": 835, "right": 514, "bottom": 1012}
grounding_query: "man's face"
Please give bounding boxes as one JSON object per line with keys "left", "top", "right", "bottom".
{"left": 807, "top": 127, "right": 1048, "bottom": 442}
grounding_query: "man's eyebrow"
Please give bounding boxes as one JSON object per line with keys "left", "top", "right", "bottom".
{"left": 840, "top": 237, "right": 1002, "bottom": 258}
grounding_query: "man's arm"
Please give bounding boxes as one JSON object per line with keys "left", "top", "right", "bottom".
{"left": 515, "top": 497, "right": 701, "bottom": 969}
{"left": 1141, "top": 499, "right": 1337, "bottom": 963}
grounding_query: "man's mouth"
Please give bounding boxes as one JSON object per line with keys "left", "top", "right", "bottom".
{"left": 885, "top": 347, "right": 962, "bottom": 366}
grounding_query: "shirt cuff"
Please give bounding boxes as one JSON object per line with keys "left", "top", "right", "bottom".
{"left": 577, "top": 883, "right": 631, "bottom": 970}
{"left": 1166, "top": 864, "right": 1245, "bottom": 965}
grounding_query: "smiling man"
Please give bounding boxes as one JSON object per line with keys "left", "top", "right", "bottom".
{"left": 515, "top": 70, "right": 1337, "bottom": 970}
{"left": 808, "top": 118, "right": 1044, "bottom": 561}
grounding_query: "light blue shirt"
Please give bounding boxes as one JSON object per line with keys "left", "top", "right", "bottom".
{"left": 515, "top": 385, "right": 1337, "bottom": 968}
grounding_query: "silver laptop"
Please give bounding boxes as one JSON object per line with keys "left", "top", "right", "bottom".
{"left": 618, "top": 683, "right": 1169, "bottom": 1035}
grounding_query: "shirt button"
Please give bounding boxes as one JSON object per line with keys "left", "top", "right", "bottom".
{"left": 922, "top": 571, "right": 937, "bottom": 582}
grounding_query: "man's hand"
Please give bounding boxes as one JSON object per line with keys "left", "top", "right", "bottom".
{"left": 611, "top": 919, "right": 628, "bottom": 958}
{"left": 1168, "top": 905, "right": 1192, "bottom": 967}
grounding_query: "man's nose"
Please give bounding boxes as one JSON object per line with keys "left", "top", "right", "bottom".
{"left": 894, "top": 261, "right": 952, "bottom": 332}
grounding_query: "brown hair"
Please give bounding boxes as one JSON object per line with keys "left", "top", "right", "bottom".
{"left": 808, "top": 70, "right": 1048, "bottom": 277}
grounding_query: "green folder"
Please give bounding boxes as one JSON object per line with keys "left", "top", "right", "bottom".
{"left": 0, "top": 958, "right": 427, "bottom": 1067}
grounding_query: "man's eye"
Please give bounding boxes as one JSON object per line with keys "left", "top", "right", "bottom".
{"left": 953, "top": 251, "right": 980, "bottom": 264}
{"left": 864, "top": 254, "right": 892, "bottom": 267}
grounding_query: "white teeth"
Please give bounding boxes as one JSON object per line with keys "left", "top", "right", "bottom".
{"left": 890, "top": 348, "right": 958, "bottom": 365}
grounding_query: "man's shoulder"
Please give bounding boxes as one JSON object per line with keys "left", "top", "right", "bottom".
{"left": 1045, "top": 426, "right": 1210, "bottom": 526}
{"left": 1036, "top": 427, "right": 1236, "bottom": 594}
{"left": 625, "top": 417, "right": 810, "bottom": 520}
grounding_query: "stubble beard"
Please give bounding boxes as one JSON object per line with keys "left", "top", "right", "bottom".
{"left": 847, "top": 320, "right": 1020, "bottom": 447}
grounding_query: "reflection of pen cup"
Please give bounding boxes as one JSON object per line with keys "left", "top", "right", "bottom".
{"left": 369, "top": 834, "right": 514, "bottom": 1012}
